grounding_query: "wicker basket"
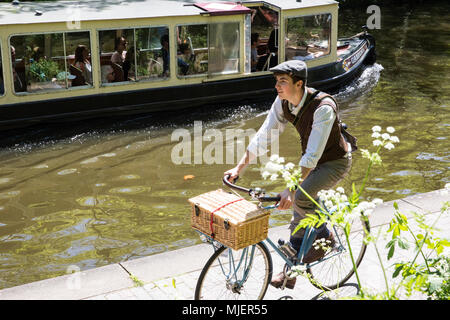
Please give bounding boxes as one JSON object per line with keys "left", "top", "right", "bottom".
{"left": 189, "top": 189, "right": 269, "bottom": 250}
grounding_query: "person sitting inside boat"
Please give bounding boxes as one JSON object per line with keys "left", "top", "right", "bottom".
{"left": 111, "top": 36, "right": 127, "bottom": 66}
{"left": 72, "top": 44, "right": 92, "bottom": 85}
{"left": 10, "top": 46, "right": 26, "bottom": 92}
{"left": 101, "top": 65, "right": 115, "bottom": 83}
{"left": 251, "top": 33, "right": 260, "bottom": 72}
{"left": 177, "top": 42, "right": 193, "bottom": 75}
{"left": 160, "top": 34, "right": 170, "bottom": 76}
{"left": 251, "top": 33, "right": 269, "bottom": 72}
{"left": 123, "top": 46, "right": 135, "bottom": 81}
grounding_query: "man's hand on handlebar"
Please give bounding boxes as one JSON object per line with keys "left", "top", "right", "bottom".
{"left": 223, "top": 167, "right": 240, "bottom": 183}
{"left": 276, "top": 188, "right": 293, "bottom": 210}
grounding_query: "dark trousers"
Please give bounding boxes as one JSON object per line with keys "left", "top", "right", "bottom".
{"left": 289, "top": 157, "right": 352, "bottom": 250}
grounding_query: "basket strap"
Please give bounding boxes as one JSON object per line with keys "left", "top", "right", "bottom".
{"left": 209, "top": 198, "right": 244, "bottom": 238}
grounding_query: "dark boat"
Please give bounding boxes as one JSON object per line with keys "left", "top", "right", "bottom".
{"left": 0, "top": 0, "right": 376, "bottom": 131}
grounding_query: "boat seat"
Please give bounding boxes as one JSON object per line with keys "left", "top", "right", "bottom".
{"left": 111, "top": 62, "right": 124, "bottom": 82}
{"left": 69, "top": 64, "right": 87, "bottom": 87}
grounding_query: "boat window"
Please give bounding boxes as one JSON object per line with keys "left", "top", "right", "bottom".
{"left": 177, "top": 24, "right": 208, "bottom": 77}
{"left": 248, "top": 6, "right": 279, "bottom": 72}
{"left": 135, "top": 27, "right": 169, "bottom": 81}
{"left": 99, "top": 27, "right": 169, "bottom": 84}
{"left": 9, "top": 31, "right": 93, "bottom": 93}
{"left": 208, "top": 22, "right": 240, "bottom": 75}
{"left": 285, "top": 13, "right": 332, "bottom": 62}
{"left": 0, "top": 42, "right": 4, "bottom": 96}
{"left": 66, "top": 32, "right": 93, "bottom": 87}
{"left": 99, "top": 29, "right": 134, "bottom": 83}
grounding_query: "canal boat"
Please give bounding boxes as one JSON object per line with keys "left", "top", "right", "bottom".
{"left": 0, "top": 0, "right": 376, "bottom": 130}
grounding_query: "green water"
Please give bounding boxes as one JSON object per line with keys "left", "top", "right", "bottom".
{"left": 0, "top": 3, "right": 449, "bottom": 289}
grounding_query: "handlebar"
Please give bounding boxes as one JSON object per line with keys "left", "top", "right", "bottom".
{"left": 223, "top": 175, "right": 281, "bottom": 202}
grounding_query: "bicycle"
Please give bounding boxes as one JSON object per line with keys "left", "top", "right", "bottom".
{"left": 194, "top": 175, "right": 370, "bottom": 300}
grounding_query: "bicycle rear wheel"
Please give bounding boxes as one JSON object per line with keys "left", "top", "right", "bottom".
{"left": 195, "top": 242, "right": 273, "bottom": 300}
{"left": 307, "top": 216, "right": 369, "bottom": 290}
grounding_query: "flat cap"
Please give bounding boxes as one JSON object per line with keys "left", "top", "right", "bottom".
{"left": 270, "top": 60, "right": 307, "bottom": 80}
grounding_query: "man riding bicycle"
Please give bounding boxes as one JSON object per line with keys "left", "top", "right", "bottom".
{"left": 224, "top": 60, "right": 355, "bottom": 289}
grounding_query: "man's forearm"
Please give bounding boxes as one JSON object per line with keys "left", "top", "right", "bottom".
{"left": 236, "top": 150, "right": 256, "bottom": 173}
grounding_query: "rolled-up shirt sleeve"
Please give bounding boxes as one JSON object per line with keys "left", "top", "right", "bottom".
{"left": 299, "top": 99, "right": 336, "bottom": 168}
{"left": 247, "top": 96, "right": 288, "bottom": 157}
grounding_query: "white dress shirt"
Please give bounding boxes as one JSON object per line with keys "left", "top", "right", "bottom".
{"left": 247, "top": 87, "right": 340, "bottom": 169}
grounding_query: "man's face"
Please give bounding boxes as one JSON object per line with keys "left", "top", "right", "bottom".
{"left": 274, "top": 74, "right": 302, "bottom": 100}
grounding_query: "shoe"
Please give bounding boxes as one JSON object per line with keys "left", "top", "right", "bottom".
{"left": 270, "top": 271, "right": 296, "bottom": 289}
{"left": 302, "top": 233, "right": 336, "bottom": 264}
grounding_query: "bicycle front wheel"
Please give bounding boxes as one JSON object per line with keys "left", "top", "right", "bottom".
{"left": 195, "top": 242, "right": 273, "bottom": 300}
{"left": 307, "top": 216, "right": 370, "bottom": 290}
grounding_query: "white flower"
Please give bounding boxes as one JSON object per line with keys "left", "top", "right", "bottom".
{"left": 373, "top": 140, "right": 382, "bottom": 146}
{"left": 381, "top": 133, "right": 391, "bottom": 140}
{"left": 264, "top": 161, "right": 284, "bottom": 174}
{"left": 372, "top": 126, "right": 382, "bottom": 132}
{"left": 384, "top": 142, "right": 395, "bottom": 150}
{"left": 371, "top": 132, "right": 381, "bottom": 138}
{"left": 325, "top": 200, "right": 333, "bottom": 208}
{"left": 390, "top": 136, "right": 400, "bottom": 143}
{"left": 336, "top": 187, "right": 345, "bottom": 194}
{"left": 285, "top": 162, "right": 295, "bottom": 170}
{"left": 277, "top": 157, "right": 285, "bottom": 164}
{"left": 445, "top": 183, "right": 450, "bottom": 190}
{"left": 270, "top": 173, "right": 279, "bottom": 181}
{"left": 269, "top": 154, "right": 279, "bottom": 162}
{"left": 282, "top": 171, "right": 291, "bottom": 180}
{"left": 372, "top": 153, "right": 382, "bottom": 165}
{"left": 261, "top": 171, "right": 271, "bottom": 180}
{"left": 386, "top": 126, "right": 395, "bottom": 133}
{"left": 372, "top": 198, "right": 383, "bottom": 205}
{"left": 361, "top": 149, "right": 371, "bottom": 159}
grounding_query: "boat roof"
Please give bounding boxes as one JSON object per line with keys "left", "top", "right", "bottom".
{"left": 243, "top": 0, "right": 338, "bottom": 10}
{"left": 0, "top": 0, "right": 338, "bottom": 26}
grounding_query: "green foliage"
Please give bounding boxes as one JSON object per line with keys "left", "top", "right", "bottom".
{"left": 130, "top": 274, "right": 144, "bottom": 287}
{"left": 262, "top": 125, "right": 450, "bottom": 299}
{"left": 28, "top": 59, "right": 61, "bottom": 82}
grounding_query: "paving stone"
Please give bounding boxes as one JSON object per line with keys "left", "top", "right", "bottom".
{"left": 130, "top": 286, "right": 153, "bottom": 300}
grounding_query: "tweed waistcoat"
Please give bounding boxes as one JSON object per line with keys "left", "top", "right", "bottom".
{"left": 281, "top": 89, "right": 349, "bottom": 165}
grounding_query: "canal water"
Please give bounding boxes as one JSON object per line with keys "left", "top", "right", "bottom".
{"left": 0, "top": 3, "right": 449, "bottom": 289}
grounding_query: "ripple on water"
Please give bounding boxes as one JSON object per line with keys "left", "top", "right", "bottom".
{"left": 80, "top": 153, "right": 117, "bottom": 165}
{"left": 0, "top": 191, "right": 21, "bottom": 199}
{"left": 80, "top": 157, "right": 99, "bottom": 164}
{"left": 77, "top": 196, "right": 103, "bottom": 206}
{"left": 416, "top": 152, "right": 449, "bottom": 162}
{"left": 28, "top": 201, "right": 54, "bottom": 209}
{"left": 116, "top": 174, "right": 141, "bottom": 180}
{"left": 109, "top": 186, "right": 152, "bottom": 194}
{"left": 57, "top": 168, "right": 78, "bottom": 175}
{"left": 390, "top": 170, "right": 422, "bottom": 176}
{"left": 0, "top": 178, "right": 12, "bottom": 184}
{"left": 33, "top": 164, "right": 49, "bottom": 169}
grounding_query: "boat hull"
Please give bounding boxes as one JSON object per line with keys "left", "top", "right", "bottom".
{"left": 0, "top": 36, "right": 375, "bottom": 131}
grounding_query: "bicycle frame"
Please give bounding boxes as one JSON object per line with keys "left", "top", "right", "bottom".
{"left": 196, "top": 217, "right": 346, "bottom": 289}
